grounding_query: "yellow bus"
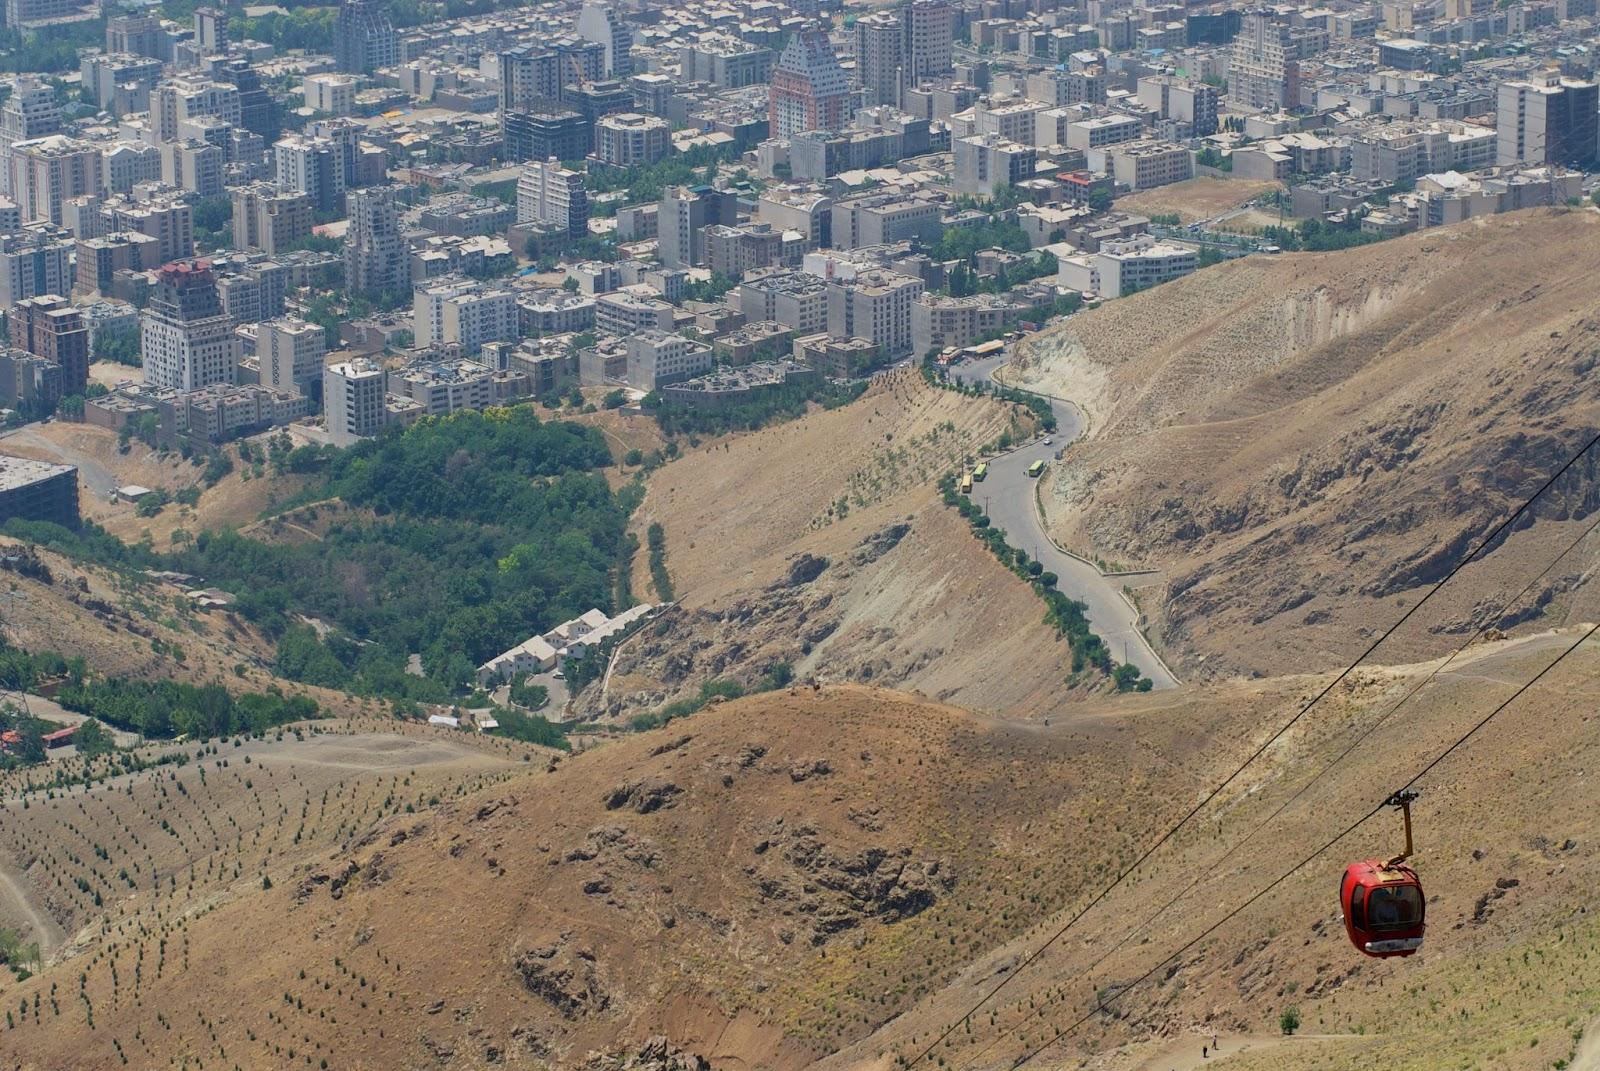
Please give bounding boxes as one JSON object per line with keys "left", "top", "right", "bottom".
{"left": 972, "top": 462, "right": 988, "bottom": 481}
{"left": 1027, "top": 460, "right": 1045, "bottom": 478}
{"left": 960, "top": 473, "right": 973, "bottom": 494}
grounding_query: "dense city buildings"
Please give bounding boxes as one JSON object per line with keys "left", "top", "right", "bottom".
{"left": 0, "top": 0, "right": 1585, "bottom": 466}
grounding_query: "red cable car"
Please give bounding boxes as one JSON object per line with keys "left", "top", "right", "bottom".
{"left": 1339, "top": 790, "right": 1426, "bottom": 958}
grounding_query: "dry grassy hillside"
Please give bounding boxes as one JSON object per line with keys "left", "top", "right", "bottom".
{"left": 581, "top": 370, "right": 1077, "bottom": 721}
{"left": 1008, "top": 209, "right": 1600, "bottom": 679}
{"left": 7, "top": 632, "right": 1599, "bottom": 1071}
{"left": 0, "top": 724, "right": 527, "bottom": 962}
{"left": 0, "top": 421, "right": 311, "bottom": 549}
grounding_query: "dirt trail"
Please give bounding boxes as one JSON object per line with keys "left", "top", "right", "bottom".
{"left": 1572, "top": 1017, "right": 1600, "bottom": 1071}
{"left": 0, "top": 854, "right": 65, "bottom": 963}
{"left": 1128, "top": 1032, "right": 1355, "bottom": 1071}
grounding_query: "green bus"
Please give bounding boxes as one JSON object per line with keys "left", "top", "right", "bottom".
{"left": 1027, "top": 460, "right": 1045, "bottom": 478}
{"left": 972, "top": 462, "right": 989, "bottom": 481}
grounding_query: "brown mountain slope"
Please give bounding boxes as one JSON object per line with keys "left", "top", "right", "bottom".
{"left": 578, "top": 369, "right": 1087, "bottom": 722}
{"left": 1007, "top": 208, "right": 1600, "bottom": 680}
{"left": 0, "top": 680, "right": 1289, "bottom": 1070}
{"left": 9, "top": 631, "right": 1600, "bottom": 1071}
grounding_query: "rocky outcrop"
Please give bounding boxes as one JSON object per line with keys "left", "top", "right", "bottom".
{"left": 514, "top": 937, "right": 608, "bottom": 1018}
{"left": 603, "top": 778, "right": 682, "bottom": 814}
{"left": 584, "top": 1036, "right": 710, "bottom": 1071}
{"left": 750, "top": 821, "right": 955, "bottom": 944}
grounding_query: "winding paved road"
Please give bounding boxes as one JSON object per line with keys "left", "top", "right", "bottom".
{"left": 949, "top": 355, "right": 1180, "bottom": 690}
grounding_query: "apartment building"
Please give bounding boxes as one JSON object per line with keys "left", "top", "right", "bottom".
{"left": 912, "top": 293, "right": 1023, "bottom": 356}
{"left": 1136, "top": 75, "right": 1219, "bottom": 136}
{"left": 141, "top": 260, "right": 241, "bottom": 392}
{"left": 657, "top": 184, "right": 737, "bottom": 269}
{"left": 344, "top": 186, "right": 406, "bottom": 299}
{"left": 1230, "top": 11, "right": 1300, "bottom": 111}
{"left": 1057, "top": 234, "right": 1197, "bottom": 298}
{"left": 516, "top": 157, "right": 589, "bottom": 236}
{"left": 768, "top": 29, "right": 852, "bottom": 138}
{"left": 625, "top": 329, "right": 713, "bottom": 391}
{"left": 593, "top": 113, "right": 671, "bottom": 167}
{"left": 1496, "top": 71, "right": 1599, "bottom": 167}
{"left": 953, "top": 134, "right": 1036, "bottom": 197}
{"left": 830, "top": 191, "right": 942, "bottom": 249}
{"left": 105, "top": 196, "right": 194, "bottom": 265}
{"left": 260, "top": 317, "right": 327, "bottom": 396}
{"left": 680, "top": 36, "right": 773, "bottom": 88}
{"left": 232, "top": 184, "right": 313, "bottom": 254}
{"left": 758, "top": 187, "right": 832, "bottom": 249}
{"left": 1109, "top": 141, "right": 1196, "bottom": 191}
{"left": 825, "top": 268, "right": 924, "bottom": 358}
{"left": 324, "top": 358, "right": 387, "bottom": 445}
{"left": 275, "top": 133, "right": 346, "bottom": 214}
{"left": 705, "top": 222, "right": 801, "bottom": 279}
{"left": 9, "top": 295, "right": 89, "bottom": 397}
{"left": 389, "top": 359, "right": 497, "bottom": 415}
{"left": 595, "top": 289, "right": 676, "bottom": 334}
{"left": 516, "top": 290, "right": 597, "bottom": 335}
{"left": 9, "top": 136, "right": 103, "bottom": 226}
{"left": 738, "top": 271, "right": 829, "bottom": 334}
{"left": 0, "top": 227, "right": 74, "bottom": 307}
{"left": 304, "top": 73, "right": 359, "bottom": 116}
{"left": 1350, "top": 121, "right": 1496, "bottom": 183}
{"left": 0, "top": 78, "right": 61, "bottom": 198}
{"left": 1064, "top": 114, "right": 1143, "bottom": 152}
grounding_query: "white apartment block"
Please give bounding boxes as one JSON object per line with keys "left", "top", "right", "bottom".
{"left": 625, "top": 330, "right": 713, "bottom": 391}
{"left": 594, "top": 113, "right": 671, "bottom": 167}
{"left": 304, "top": 73, "right": 359, "bottom": 116}
{"left": 1058, "top": 234, "right": 1197, "bottom": 299}
{"left": 441, "top": 286, "right": 517, "bottom": 354}
{"left": 953, "top": 134, "right": 1036, "bottom": 196}
{"left": 261, "top": 317, "right": 327, "bottom": 396}
{"left": 8, "top": 136, "right": 103, "bottom": 226}
{"left": 325, "top": 359, "right": 386, "bottom": 445}
{"left": 274, "top": 133, "right": 346, "bottom": 210}
{"left": 1065, "top": 114, "right": 1144, "bottom": 152}
{"left": 516, "top": 157, "right": 587, "bottom": 234}
{"left": 1109, "top": 141, "right": 1195, "bottom": 191}
{"left": 825, "top": 269, "right": 923, "bottom": 357}
{"left": 151, "top": 79, "right": 241, "bottom": 143}
{"left": 595, "top": 289, "right": 675, "bottom": 335}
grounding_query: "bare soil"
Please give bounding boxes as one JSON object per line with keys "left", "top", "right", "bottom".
{"left": 1119, "top": 177, "right": 1282, "bottom": 223}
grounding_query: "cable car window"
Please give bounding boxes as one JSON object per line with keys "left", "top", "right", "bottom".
{"left": 1368, "top": 884, "right": 1422, "bottom": 930}
{"left": 1348, "top": 884, "right": 1366, "bottom": 930}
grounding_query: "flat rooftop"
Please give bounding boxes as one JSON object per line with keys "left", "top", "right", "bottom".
{"left": 0, "top": 454, "right": 75, "bottom": 491}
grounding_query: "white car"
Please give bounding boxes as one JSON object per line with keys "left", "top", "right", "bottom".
{"left": 1043, "top": 438, "right": 1053, "bottom": 445}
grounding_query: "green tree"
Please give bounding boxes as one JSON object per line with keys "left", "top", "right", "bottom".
{"left": 1279, "top": 1007, "right": 1301, "bottom": 1035}
{"left": 16, "top": 720, "right": 45, "bottom": 763}
{"left": 73, "top": 718, "right": 112, "bottom": 758}
{"left": 1087, "top": 187, "right": 1114, "bottom": 213}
